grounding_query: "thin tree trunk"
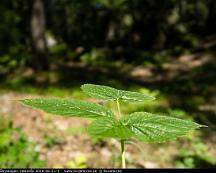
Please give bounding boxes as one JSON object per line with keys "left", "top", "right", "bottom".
{"left": 30, "top": 0, "right": 48, "bottom": 70}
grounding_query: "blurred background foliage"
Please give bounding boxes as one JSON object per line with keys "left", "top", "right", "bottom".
{"left": 0, "top": 0, "right": 216, "bottom": 168}
{"left": 0, "top": 116, "right": 46, "bottom": 168}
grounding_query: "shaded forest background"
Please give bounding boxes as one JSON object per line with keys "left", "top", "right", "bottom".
{"left": 1, "top": 0, "right": 216, "bottom": 73}
{"left": 0, "top": 0, "right": 216, "bottom": 168}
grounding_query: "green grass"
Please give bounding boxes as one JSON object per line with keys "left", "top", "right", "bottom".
{"left": 0, "top": 83, "right": 87, "bottom": 98}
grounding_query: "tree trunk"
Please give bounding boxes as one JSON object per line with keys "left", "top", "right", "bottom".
{"left": 30, "top": 0, "right": 48, "bottom": 70}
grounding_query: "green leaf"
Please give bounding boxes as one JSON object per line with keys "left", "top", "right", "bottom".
{"left": 81, "top": 84, "right": 155, "bottom": 101}
{"left": 121, "top": 112, "right": 206, "bottom": 143}
{"left": 0, "top": 129, "right": 12, "bottom": 147}
{"left": 20, "top": 98, "right": 114, "bottom": 119}
{"left": 88, "top": 117, "right": 134, "bottom": 140}
{"left": 81, "top": 84, "right": 119, "bottom": 100}
{"left": 119, "top": 90, "right": 155, "bottom": 102}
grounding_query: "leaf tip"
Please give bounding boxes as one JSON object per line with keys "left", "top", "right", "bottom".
{"left": 199, "top": 124, "right": 208, "bottom": 128}
{"left": 80, "top": 84, "right": 86, "bottom": 88}
{"left": 18, "top": 99, "right": 27, "bottom": 104}
{"left": 80, "top": 83, "right": 92, "bottom": 92}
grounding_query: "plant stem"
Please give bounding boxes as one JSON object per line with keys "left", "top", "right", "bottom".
{"left": 121, "top": 140, "right": 126, "bottom": 168}
{"left": 116, "top": 98, "right": 121, "bottom": 119}
{"left": 116, "top": 99, "right": 126, "bottom": 168}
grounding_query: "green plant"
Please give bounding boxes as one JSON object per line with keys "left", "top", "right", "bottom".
{"left": 53, "top": 154, "right": 88, "bottom": 169}
{"left": 20, "top": 84, "right": 206, "bottom": 168}
{"left": 175, "top": 138, "right": 216, "bottom": 168}
{"left": 66, "top": 154, "right": 88, "bottom": 168}
{"left": 0, "top": 117, "right": 46, "bottom": 168}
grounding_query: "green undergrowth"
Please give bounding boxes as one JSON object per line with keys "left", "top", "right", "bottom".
{"left": 0, "top": 116, "right": 46, "bottom": 168}
{"left": 175, "top": 135, "right": 216, "bottom": 168}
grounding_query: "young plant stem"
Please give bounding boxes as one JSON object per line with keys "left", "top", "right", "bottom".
{"left": 121, "top": 140, "right": 126, "bottom": 168}
{"left": 116, "top": 98, "right": 121, "bottom": 119}
{"left": 116, "top": 99, "right": 126, "bottom": 168}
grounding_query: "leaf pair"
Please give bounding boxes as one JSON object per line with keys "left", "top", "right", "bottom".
{"left": 88, "top": 112, "right": 204, "bottom": 142}
{"left": 20, "top": 84, "right": 206, "bottom": 143}
{"left": 21, "top": 84, "right": 155, "bottom": 120}
{"left": 81, "top": 84, "right": 155, "bottom": 101}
